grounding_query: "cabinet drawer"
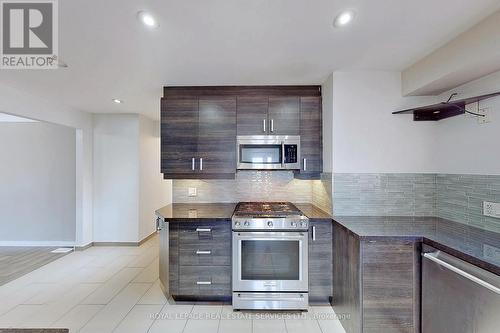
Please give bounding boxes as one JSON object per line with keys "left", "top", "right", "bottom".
{"left": 179, "top": 266, "right": 231, "bottom": 296}
{"left": 178, "top": 222, "right": 230, "bottom": 245}
{"left": 179, "top": 243, "right": 231, "bottom": 266}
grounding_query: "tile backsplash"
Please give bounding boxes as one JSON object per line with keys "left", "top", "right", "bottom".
{"left": 173, "top": 171, "right": 331, "bottom": 211}
{"left": 333, "top": 173, "right": 500, "bottom": 233}
{"left": 172, "top": 171, "right": 499, "bottom": 232}
{"left": 333, "top": 173, "right": 436, "bottom": 217}
{"left": 436, "top": 174, "right": 500, "bottom": 233}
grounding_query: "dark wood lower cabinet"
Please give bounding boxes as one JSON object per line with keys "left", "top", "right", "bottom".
{"left": 159, "top": 220, "right": 232, "bottom": 301}
{"left": 333, "top": 223, "right": 420, "bottom": 333}
{"left": 309, "top": 220, "right": 333, "bottom": 303}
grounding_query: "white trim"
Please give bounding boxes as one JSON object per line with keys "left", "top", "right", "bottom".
{"left": 0, "top": 241, "right": 75, "bottom": 247}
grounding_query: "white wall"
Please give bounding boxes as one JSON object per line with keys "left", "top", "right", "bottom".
{"left": 93, "top": 114, "right": 140, "bottom": 242}
{"left": 139, "top": 116, "right": 172, "bottom": 240}
{"left": 434, "top": 70, "right": 500, "bottom": 175}
{"left": 93, "top": 114, "right": 172, "bottom": 243}
{"left": 331, "top": 71, "right": 438, "bottom": 173}
{"left": 0, "top": 122, "right": 76, "bottom": 245}
{"left": 0, "top": 82, "right": 93, "bottom": 247}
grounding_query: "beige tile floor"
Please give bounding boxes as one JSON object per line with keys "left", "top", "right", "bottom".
{"left": 0, "top": 235, "right": 347, "bottom": 333}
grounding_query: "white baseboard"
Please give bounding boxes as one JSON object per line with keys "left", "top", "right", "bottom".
{"left": 0, "top": 240, "right": 76, "bottom": 247}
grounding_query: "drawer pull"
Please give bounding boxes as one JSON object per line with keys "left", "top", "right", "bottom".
{"left": 196, "top": 250, "right": 211, "bottom": 255}
{"left": 196, "top": 228, "right": 212, "bottom": 232}
{"left": 196, "top": 281, "right": 212, "bottom": 285}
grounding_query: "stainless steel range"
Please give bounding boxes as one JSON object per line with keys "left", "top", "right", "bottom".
{"left": 232, "top": 202, "right": 309, "bottom": 310}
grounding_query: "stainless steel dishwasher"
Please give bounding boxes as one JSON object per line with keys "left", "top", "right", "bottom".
{"left": 422, "top": 245, "right": 500, "bottom": 333}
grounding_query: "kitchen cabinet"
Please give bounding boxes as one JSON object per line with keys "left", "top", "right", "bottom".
{"left": 198, "top": 97, "right": 237, "bottom": 174}
{"left": 333, "top": 223, "right": 420, "bottom": 333}
{"left": 159, "top": 220, "right": 232, "bottom": 301}
{"left": 160, "top": 96, "right": 236, "bottom": 179}
{"left": 297, "top": 96, "right": 322, "bottom": 179}
{"left": 160, "top": 97, "right": 198, "bottom": 177}
{"left": 308, "top": 220, "right": 333, "bottom": 303}
{"left": 268, "top": 97, "right": 300, "bottom": 135}
{"left": 236, "top": 96, "right": 269, "bottom": 135}
{"left": 236, "top": 96, "right": 300, "bottom": 136}
{"left": 161, "top": 86, "right": 322, "bottom": 179}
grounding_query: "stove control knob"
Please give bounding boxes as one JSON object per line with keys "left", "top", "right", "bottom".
{"left": 291, "top": 222, "right": 297, "bottom": 227}
{"left": 234, "top": 221, "right": 241, "bottom": 227}
{"left": 267, "top": 221, "right": 273, "bottom": 227}
{"left": 244, "top": 221, "right": 250, "bottom": 227}
{"left": 300, "top": 221, "right": 307, "bottom": 228}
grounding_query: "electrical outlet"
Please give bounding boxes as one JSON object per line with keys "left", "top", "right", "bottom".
{"left": 483, "top": 201, "right": 500, "bottom": 218}
{"left": 483, "top": 244, "right": 500, "bottom": 261}
{"left": 188, "top": 187, "right": 197, "bottom": 197}
{"left": 188, "top": 209, "right": 198, "bottom": 218}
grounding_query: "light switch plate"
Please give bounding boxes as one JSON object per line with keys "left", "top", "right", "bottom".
{"left": 483, "top": 201, "right": 500, "bottom": 218}
{"left": 188, "top": 187, "right": 197, "bottom": 197}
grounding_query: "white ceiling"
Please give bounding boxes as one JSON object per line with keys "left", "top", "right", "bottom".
{"left": 1, "top": 0, "right": 499, "bottom": 120}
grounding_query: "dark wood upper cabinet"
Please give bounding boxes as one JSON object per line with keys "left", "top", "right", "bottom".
{"left": 161, "top": 86, "right": 322, "bottom": 179}
{"left": 268, "top": 97, "right": 300, "bottom": 135}
{"left": 161, "top": 97, "right": 199, "bottom": 176}
{"left": 297, "top": 96, "right": 322, "bottom": 179}
{"left": 236, "top": 96, "right": 269, "bottom": 135}
{"left": 198, "top": 97, "right": 237, "bottom": 174}
{"left": 161, "top": 96, "right": 237, "bottom": 179}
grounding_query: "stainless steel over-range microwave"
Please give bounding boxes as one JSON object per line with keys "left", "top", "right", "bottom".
{"left": 237, "top": 135, "right": 300, "bottom": 170}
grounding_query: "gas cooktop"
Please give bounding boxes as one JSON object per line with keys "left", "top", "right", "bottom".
{"left": 232, "top": 202, "right": 308, "bottom": 231}
{"left": 233, "top": 202, "right": 303, "bottom": 217}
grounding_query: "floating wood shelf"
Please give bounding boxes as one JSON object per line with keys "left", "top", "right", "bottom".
{"left": 393, "top": 92, "right": 500, "bottom": 121}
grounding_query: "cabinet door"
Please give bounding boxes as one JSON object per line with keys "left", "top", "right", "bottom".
{"left": 309, "top": 220, "right": 333, "bottom": 302}
{"left": 198, "top": 97, "right": 237, "bottom": 175}
{"left": 298, "top": 97, "right": 322, "bottom": 179}
{"left": 161, "top": 97, "right": 199, "bottom": 175}
{"left": 268, "top": 97, "right": 300, "bottom": 135}
{"left": 236, "top": 96, "right": 269, "bottom": 135}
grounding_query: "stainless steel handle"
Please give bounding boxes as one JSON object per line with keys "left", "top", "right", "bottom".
{"left": 195, "top": 228, "right": 212, "bottom": 232}
{"left": 191, "top": 158, "right": 195, "bottom": 171}
{"left": 196, "top": 250, "right": 211, "bottom": 255}
{"left": 263, "top": 119, "right": 266, "bottom": 132}
{"left": 423, "top": 252, "right": 500, "bottom": 295}
{"left": 156, "top": 217, "right": 162, "bottom": 231}
{"left": 281, "top": 141, "right": 285, "bottom": 167}
{"left": 303, "top": 158, "right": 307, "bottom": 171}
{"left": 236, "top": 232, "right": 306, "bottom": 239}
{"left": 270, "top": 119, "right": 274, "bottom": 132}
{"left": 312, "top": 226, "right": 316, "bottom": 241}
{"left": 196, "top": 281, "right": 212, "bottom": 285}
{"left": 199, "top": 158, "right": 203, "bottom": 171}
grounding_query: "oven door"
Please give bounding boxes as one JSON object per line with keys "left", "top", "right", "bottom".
{"left": 232, "top": 231, "right": 308, "bottom": 292}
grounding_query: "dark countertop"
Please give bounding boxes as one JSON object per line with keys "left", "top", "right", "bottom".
{"left": 333, "top": 216, "right": 500, "bottom": 276}
{"left": 155, "top": 203, "right": 237, "bottom": 221}
{"left": 295, "top": 203, "right": 332, "bottom": 220}
{"left": 155, "top": 202, "right": 331, "bottom": 221}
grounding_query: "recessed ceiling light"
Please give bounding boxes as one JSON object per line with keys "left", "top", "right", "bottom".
{"left": 137, "top": 11, "right": 158, "bottom": 28}
{"left": 112, "top": 99, "right": 123, "bottom": 104}
{"left": 333, "top": 10, "right": 356, "bottom": 28}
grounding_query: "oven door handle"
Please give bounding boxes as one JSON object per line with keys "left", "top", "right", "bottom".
{"left": 234, "top": 232, "right": 307, "bottom": 240}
